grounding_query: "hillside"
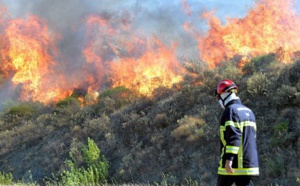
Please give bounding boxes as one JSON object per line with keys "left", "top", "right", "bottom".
{"left": 0, "top": 54, "right": 299, "bottom": 185}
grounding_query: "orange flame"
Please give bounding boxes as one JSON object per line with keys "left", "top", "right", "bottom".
{"left": 0, "top": 6, "right": 185, "bottom": 104}
{"left": 198, "top": 0, "right": 300, "bottom": 68}
{"left": 110, "top": 37, "right": 183, "bottom": 96}
{"left": 83, "top": 14, "right": 184, "bottom": 97}
{"left": 1, "top": 15, "right": 72, "bottom": 104}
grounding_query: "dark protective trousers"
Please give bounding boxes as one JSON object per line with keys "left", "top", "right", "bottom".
{"left": 217, "top": 175, "right": 252, "bottom": 186}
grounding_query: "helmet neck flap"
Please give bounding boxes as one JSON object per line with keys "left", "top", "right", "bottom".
{"left": 218, "top": 92, "right": 239, "bottom": 109}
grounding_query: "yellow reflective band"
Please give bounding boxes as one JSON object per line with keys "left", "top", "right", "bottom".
{"left": 218, "top": 167, "right": 259, "bottom": 176}
{"left": 220, "top": 126, "right": 226, "bottom": 146}
{"left": 226, "top": 146, "right": 239, "bottom": 154}
{"left": 219, "top": 150, "right": 225, "bottom": 167}
{"left": 225, "top": 121, "right": 240, "bottom": 128}
{"left": 224, "top": 121, "right": 257, "bottom": 131}
{"left": 238, "top": 135, "right": 244, "bottom": 168}
{"left": 238, "top": 137, "right": 243, "bottom": 168}
{"left": 244, "top": 121, "right": 257, "bottom": 131}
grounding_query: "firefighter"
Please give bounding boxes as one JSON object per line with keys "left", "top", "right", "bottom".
{"left": 215, "top": 79, "right": 259, "bottom": 186}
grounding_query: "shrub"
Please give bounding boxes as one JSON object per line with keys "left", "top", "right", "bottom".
{"left": 273, "top": 85, "right": 298, "bottom": 109}
{"left": 5, "top": 103, "right": 35, "bottom": 117}
{"left": 99, "top": 86, "right": 136, "bottom": 101}
{"left": 82, "top": 138, "right": 101, "bottom": 165}
{"left": 271, "top": 122, "right": 288, "bottom": 146}
{"left": 158, "top": 173, "right": 178, "bottom": 186}
{"left": 217, "top": 60, "right": 243, "bottom": 83}
{"left": 0, "top": 172, "right": 13, "bottom": 185}
{"left": 2, "top": 101, "right": 46, "bottom": 124}
{"left": 286, "top": 60, "right": 300, "bottom": 85}
{"left": 172, "top": 116, "right": 206, "bottom": 142}
{"left": 54, "top": 97, "right": 81, "bottom": 114}
{"left": 182, "top": 58, "right": 208, "bottom": 75}
{"left": 242, "top": 53, "right": 277, "bottom": 76}
{"left": 97, "top": 86, "right": 138, "bottom": 112}
{"left": 246, "top": 72, "right": 270, "bottom": 96}
{"left": 59, "top": 138, "right": 109, "bottom": 186}
{"left": 56, "top": 97, "right": 81, "bottom": 108}
{"left": 265, "top": 152, "right": 285, "bottom": 178}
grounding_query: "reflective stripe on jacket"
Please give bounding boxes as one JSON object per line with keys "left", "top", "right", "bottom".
{"left": 218, "top": 99, "right": 259, "bottom": 176}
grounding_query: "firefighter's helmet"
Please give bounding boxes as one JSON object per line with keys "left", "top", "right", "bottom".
{"left": 215, "top": 79, "right": 238, "bottom": 98}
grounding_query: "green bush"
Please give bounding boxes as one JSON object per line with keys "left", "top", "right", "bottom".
{"left": 217, "top": 60, "right": 242, "bottom": 83}
{"left": 99, "top": 86, "right": 136, "bottom": 106}
{"left": 82, "top": 138, "right": 101, "bottom": 166}
{"left": 246, "top": 72, "right": 270, "bottom": 96}
{"left": 56, "top": 97, "right": 81, "bottom": 108}
{"left": 2, "top": 102, "right": 46, "bottom": 123}
{"left": 59, "top": 138, "right": 109, "bottom": 186}
{"left": 95, "top": 86, "right": 138, "bottom": 114}
{"left": 286, "top": 60, "right": 300, "bottom": 85}
{"left": 242, "top": 53, "right": 277, "bottom": 76}
{"left": 265, "top": 152, "right": 285, "bottom": 178}
{"left": 99, "top": 86, "right": 132, "bottom": 99}
{"left": 54, "top": 97, "right": 81, "bottom": 115}
{"left": 5, "top": 103, "right": 35, "bottom": 117}
{"left": 0, "top": 171, "right": 13, "bottom": 185}
{"left": 271, "top": 122, "right": 288, "bottom": 147}
{"left": 273, "top": 85, "right": 298, "bottom": 109}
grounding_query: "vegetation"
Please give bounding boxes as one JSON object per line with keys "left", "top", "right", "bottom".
{"left": 56, "top": 138, "right": 109, "bottom": 186}
{"left": 0, "top": 55, "right": 299, "bottom": 185}
{"left": 0, "top": 171, "right": 13, "bottom": 185}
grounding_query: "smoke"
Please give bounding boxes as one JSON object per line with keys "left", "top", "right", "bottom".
{"left": 0, "top": 0, "right": 261, "bottom": 105}
{"left": 1, "top": 0, "right": 261, "bottom": 60}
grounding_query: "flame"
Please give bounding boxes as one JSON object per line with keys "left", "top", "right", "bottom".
{"left": 2, "top": 0, "right": 299, "bottom": 104}
{"left": 83, "top": 14, "right": 184, "bottom": 97}
{"left": 1, "top": 15, "right": 72, "bottom": 104}
{"left": 110, "top": 37, "right": 183, "bottom": 96}
{"left": 0, "top": 10, "right": 185, "bottom": 105}
{"left": 197, "top": 0, "right": 300, "bottom": 68}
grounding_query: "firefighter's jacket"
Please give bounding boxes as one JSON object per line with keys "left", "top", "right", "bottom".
{"left": 218, "top": 99, "right": 259, "bottom": 176}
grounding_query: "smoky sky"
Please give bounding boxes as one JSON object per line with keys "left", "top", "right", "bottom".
{"left": 5, "top": 0, "right": 300, "bottom": 105}
{"left": 1, "top": 0, "right": 259, "bottom": 59}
